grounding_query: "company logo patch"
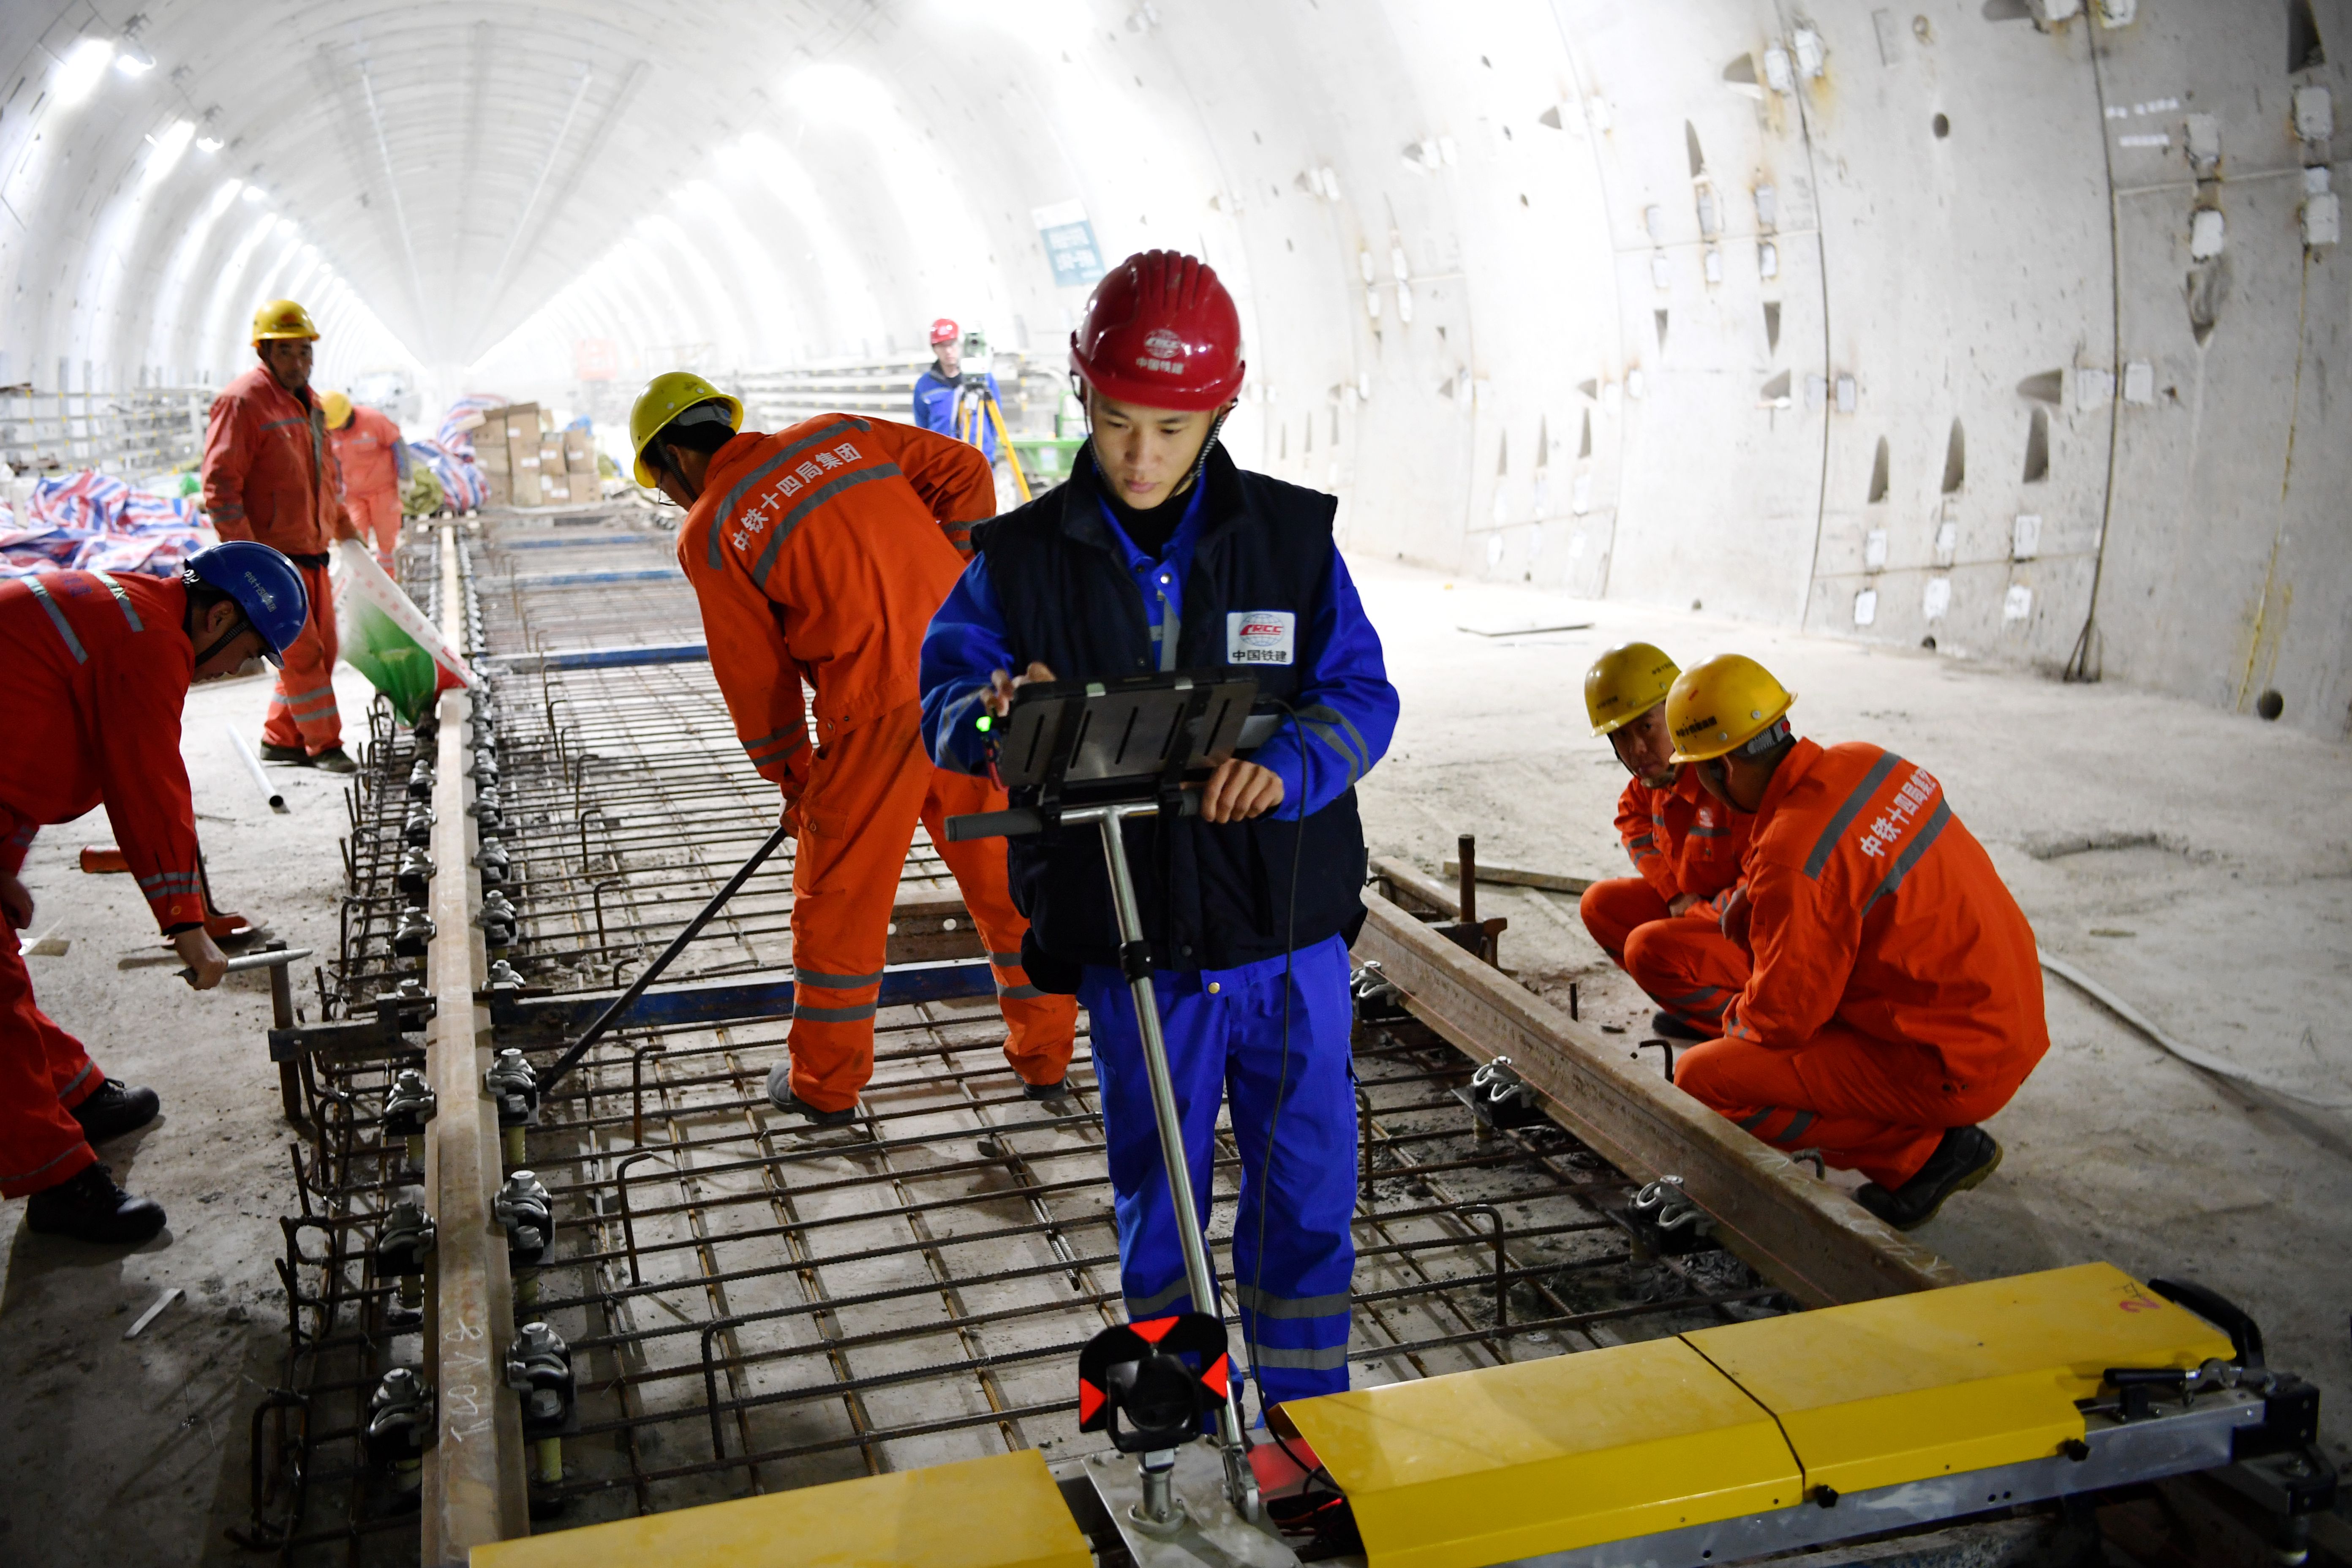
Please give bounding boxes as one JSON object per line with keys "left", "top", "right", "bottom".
{"left": 1225, "top": 610, "right": 1296, "bottom": 666}
{"left": 1144, "top": 328, "right": 1184, "bottom": 359}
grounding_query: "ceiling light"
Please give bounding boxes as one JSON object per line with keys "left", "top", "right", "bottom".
{"left": 115, "top": 45, "right": 155, "bottom": 77}
{"left": 242, "top": 185, "right": 266, "bottom": 203}
{"left": 196, "top": 135, "right": 222, "bottom": 152}
{"left": 52, "top": 38, "right": 115, "bottom": 106}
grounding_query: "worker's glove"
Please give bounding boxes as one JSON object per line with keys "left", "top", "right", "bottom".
{"left": 172, "top": 927, "right": 230, "bottom": 990}
{"left": 1718, "top": 885, "right": 1753, "bottom": 953}
{"left": 1, "top": 872, "right": 33, "bottom": 931}
{"left": 779, "top": 798, "right": 803, "bottom": 840}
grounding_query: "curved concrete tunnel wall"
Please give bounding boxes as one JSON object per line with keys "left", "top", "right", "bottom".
{"left": 2, "top": 0, "right": 2346, "bottom": 735}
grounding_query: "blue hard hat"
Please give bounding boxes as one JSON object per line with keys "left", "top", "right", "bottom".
{"left": 183, "top": 541, "right": 309, "bottom": 667}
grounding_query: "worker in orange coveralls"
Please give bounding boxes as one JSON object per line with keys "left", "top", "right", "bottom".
{"left": 323, "top": 390, "right": 410, "bottom": 572}
{"left": 201, "top": 298, "right": 361, "bottom": 773}
{"left": 1, "top": 542, "right": 309, "bottom": 1244}
{"left": 1663, "top": 654, "right": 2047, "bottom": 1230}
{"left": 627, "top": 371, "right": 1078, "bottom": 1127}
{"left": 1576, "top": 641, "right": 1755, "bottom": 1043}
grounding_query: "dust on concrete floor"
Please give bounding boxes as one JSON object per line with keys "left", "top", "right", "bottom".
{"left": 1, "top": 561, "right": 2348, "bottom": 1566}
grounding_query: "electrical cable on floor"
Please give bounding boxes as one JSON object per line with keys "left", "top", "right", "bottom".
{"left": 2038, "top": 951, "right": 2350, "bottom": 1111}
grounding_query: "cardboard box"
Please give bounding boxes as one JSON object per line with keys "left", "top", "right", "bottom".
{"left": 544, "top": 477, "right": 572, "bottom": 502}
{"left": 567, "top": 455, "right": 596, "bottom": 477}
{"left": 561, "top": 430, "right": 592, "bottom": 462}
{"left": 509, "top": 469, "right": 543, "bottom": 506}
{"left": 539, "top": 443, "right": 563, "bottom": 469}
{"left": 475, "top": 443, "right": 509, "bottom": 474}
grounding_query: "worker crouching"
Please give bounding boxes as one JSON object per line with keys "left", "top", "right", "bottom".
{"left": 1663, "top": 655, "right": 2047, "bottom": 1230}
{"left": 920, "top": 250, "right": 1400, "bottom": 1415}
{"left": 1577, "top": 642, "right": 1754, "bottom": 1041}
{"left": 629, "top": 372, "right": 1078, "bottom": 1127}
{"left": 0, "top": 542, "right": 309, "bottom": 1243}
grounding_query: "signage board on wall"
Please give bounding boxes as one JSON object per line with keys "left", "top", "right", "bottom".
{"left": 1034, "top": 200, "right": 1106, "bottom": 288}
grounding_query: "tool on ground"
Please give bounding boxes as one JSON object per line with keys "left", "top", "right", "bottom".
{"left": 175, "top": 945, "right": 312, "bottom": 985}
{"left": 123, "top": 1285, "right": 183, "bottom": 1339}
{"left": 947, "top": 670, "right": 1263, "bottom": 1527}
{"left": 225, "top": 724, "right": 286, "bottom": 810}
{"left": 536, "top": 820, "right": 793, "bottom": 1095}
{"left": 79, "top": 844, "right": 129, "bottom": 873}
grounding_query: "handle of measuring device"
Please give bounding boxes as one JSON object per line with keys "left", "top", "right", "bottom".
{"left": 944, "top": 793, "right": 1201, "bottom": 843}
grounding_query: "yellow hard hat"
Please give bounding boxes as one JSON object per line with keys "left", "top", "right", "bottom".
{"left": 1666, "top": 654, "right": 1797, "bottom": 763}
{"left": 1584, "top": 641, "right": 1680, "bottom": 736}
{"left": 252, "top": 299, "right": 319, "bottom": 344}
{"left": 321, "top": 390, "right": 353, "bottom": 429}
{"left": 629, "top": 371, "right": 743, "bottom": 488}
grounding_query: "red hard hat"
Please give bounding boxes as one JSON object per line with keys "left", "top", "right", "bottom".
{"left": 929, "top": 317, "right": 960, "bottom": 346}
{"left": 1070, "top": 250, "right": 1245, "bottom": 411}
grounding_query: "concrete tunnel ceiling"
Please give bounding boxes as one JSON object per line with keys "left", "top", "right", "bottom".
{"left": 4, "top": 0, "right": 2349, "bottom": 738}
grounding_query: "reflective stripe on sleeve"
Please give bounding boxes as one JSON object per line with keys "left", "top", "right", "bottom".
{"left": 1250, "top": 1342, "right": 1352, "bottom": 1371}
{"left": 793, "top": 968, "right": 884, "bottom": 990}
{"left": 707, "top": 419, "right": 873, "bottom": 570}
{"left": 1125, "top": 1277, "right": 1195, "bottom": 1318}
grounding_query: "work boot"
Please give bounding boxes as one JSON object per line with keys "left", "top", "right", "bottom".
{"left": 71, "top": 1080, "right": 161, "bottom": 1144}
{"left": 258, "top": 742, "right": 310, "bottom": 765}
{"left": 24, "top": 1164, "right": 166, "bottom": 1245}
{"left": 1854, "top": 1126, "right": 2003, "bottom": 1231}
{"left": 765, "top": 1061, "right": 858, "bottom": 1129}
{"left": 311, "top": 747, "right": 359, "bottom": 774}
{"left": 1023, "top": 1077, "right": 1072, "bottom": 1102}
{"left": 1650, "top": 1010, "right": 1713, "bottom": 1043}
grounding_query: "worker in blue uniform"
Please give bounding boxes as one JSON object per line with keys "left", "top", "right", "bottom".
{"left": 920, "top": 250, "right": 1397, "bottom": 1417}
{"left": 910, "top": 317, "right": 1001, "bottom": 463}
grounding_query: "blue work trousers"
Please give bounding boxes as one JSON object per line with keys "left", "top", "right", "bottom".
{"left": 1078, "top": 933, "right": 1358, "bottom": 1413}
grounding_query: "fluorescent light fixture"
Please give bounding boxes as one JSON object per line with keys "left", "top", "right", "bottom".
{"left": 196, "top": 135, "right": 222, "bottom": 152}
{"left": 242, "top": 185, "right": 266, "bottom": 203}
{"left": 141, "top": 119, "right": 194, "bottom": 185}
{"left": 115, "top": 45, "right": 155, "bottom": 76}
{"left": 53, "top": 38, "right": 115, "bottom": 106}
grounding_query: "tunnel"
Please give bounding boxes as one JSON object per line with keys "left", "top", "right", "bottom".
{"left": 1, "top": 4, "right": 2349, "bottom": 1567}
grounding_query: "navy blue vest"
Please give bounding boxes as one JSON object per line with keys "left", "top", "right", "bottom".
{"left": 973, "top": 444, "right": 1368, "bottom": 971}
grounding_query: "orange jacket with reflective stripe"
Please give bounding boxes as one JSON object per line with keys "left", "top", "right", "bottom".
{"left": 328, "top": 404, "right": 404, "bottom": 509}
{"left": 0, "top": 572, "right": 205, "bottom": 930}
{"left": 1721, "top": 739, "right": 2047, "bottom": 1089}
{"left": 201, "top": 366, "right": 349, "bottom": 556}
{"left": 676, "top": 415, "right": 995, "bottom": 798}
{"left": 1613, "top": 765, "right": 1753, "bottom": 905}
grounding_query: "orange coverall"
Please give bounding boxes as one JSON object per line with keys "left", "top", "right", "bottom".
{"left": 201, "top": 366, "right": 350, "bottom": 755}
{"left": 0, "top": 572, "right": 207, "bottom": 1198}
{"left": 329, "top": 403, "right": 406, "bottom": 571}
{"left": 1672, "top": 740, "right": 2049, "bottom": 1187}
{"left": 1580, "top": 766, "right": 1754, "bottom": 1032}
{"left": 678, "top": 414, "right": 1078, "bottom": 1112}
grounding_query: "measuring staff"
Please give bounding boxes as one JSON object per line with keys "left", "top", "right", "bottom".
{"left": 920, "top": 249, "right": 1399, "bottom": 1417}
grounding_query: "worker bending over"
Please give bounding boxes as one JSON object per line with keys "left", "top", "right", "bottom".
{"left": 1, "top": 543, "right": 308, "bottom": 1243}
{"left": 922, "top": 251, "right": 1399, "bottom": 1415}
{"left": 630, "top": 372, "right": 1076, "bottom": 1126}
{"left": 1577, "top": 642, "right": 1753, "bottom": 1041}
{"left": 1664, "top": 655, "right": 2046, "bottom": 1230}
{"left": 201, "top": 299, "right": 361, "bottom": 773}
{"left": 324, "top": 390, "right": 411, "bottom": 572}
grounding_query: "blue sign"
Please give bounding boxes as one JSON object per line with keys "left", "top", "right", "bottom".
{"left": 1041, "top": 218, "right": 1106, "bottom": 288}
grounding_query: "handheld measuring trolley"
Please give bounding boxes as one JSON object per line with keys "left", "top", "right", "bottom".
{"left": 945, "top": 671, "right": 1268, "bottom": 1531}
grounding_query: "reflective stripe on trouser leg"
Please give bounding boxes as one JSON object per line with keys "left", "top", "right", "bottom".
{"left": 1220, "top": 935, "right": 1358, "bottom": 1408}
{"left": 261, "top": 561, "right": 341, "bottom": 751}
{"left": 1080, "top": 935, "right": 1360, "bottom": 1413}
{"left": 784, "top": 701, "right": 930, "bottom": 1113}
{"left": 0, "top": 925, "right": 99, "bottom": 1198}
{"left": 1623, "top": 912, "right": 1752, "bottom": 1029}
{"left": 921, "top": 765, "right": 1076, "bottom": 1087}
{"left": 1669, "top": 1024, "right": 2003, "bottom": 1189}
